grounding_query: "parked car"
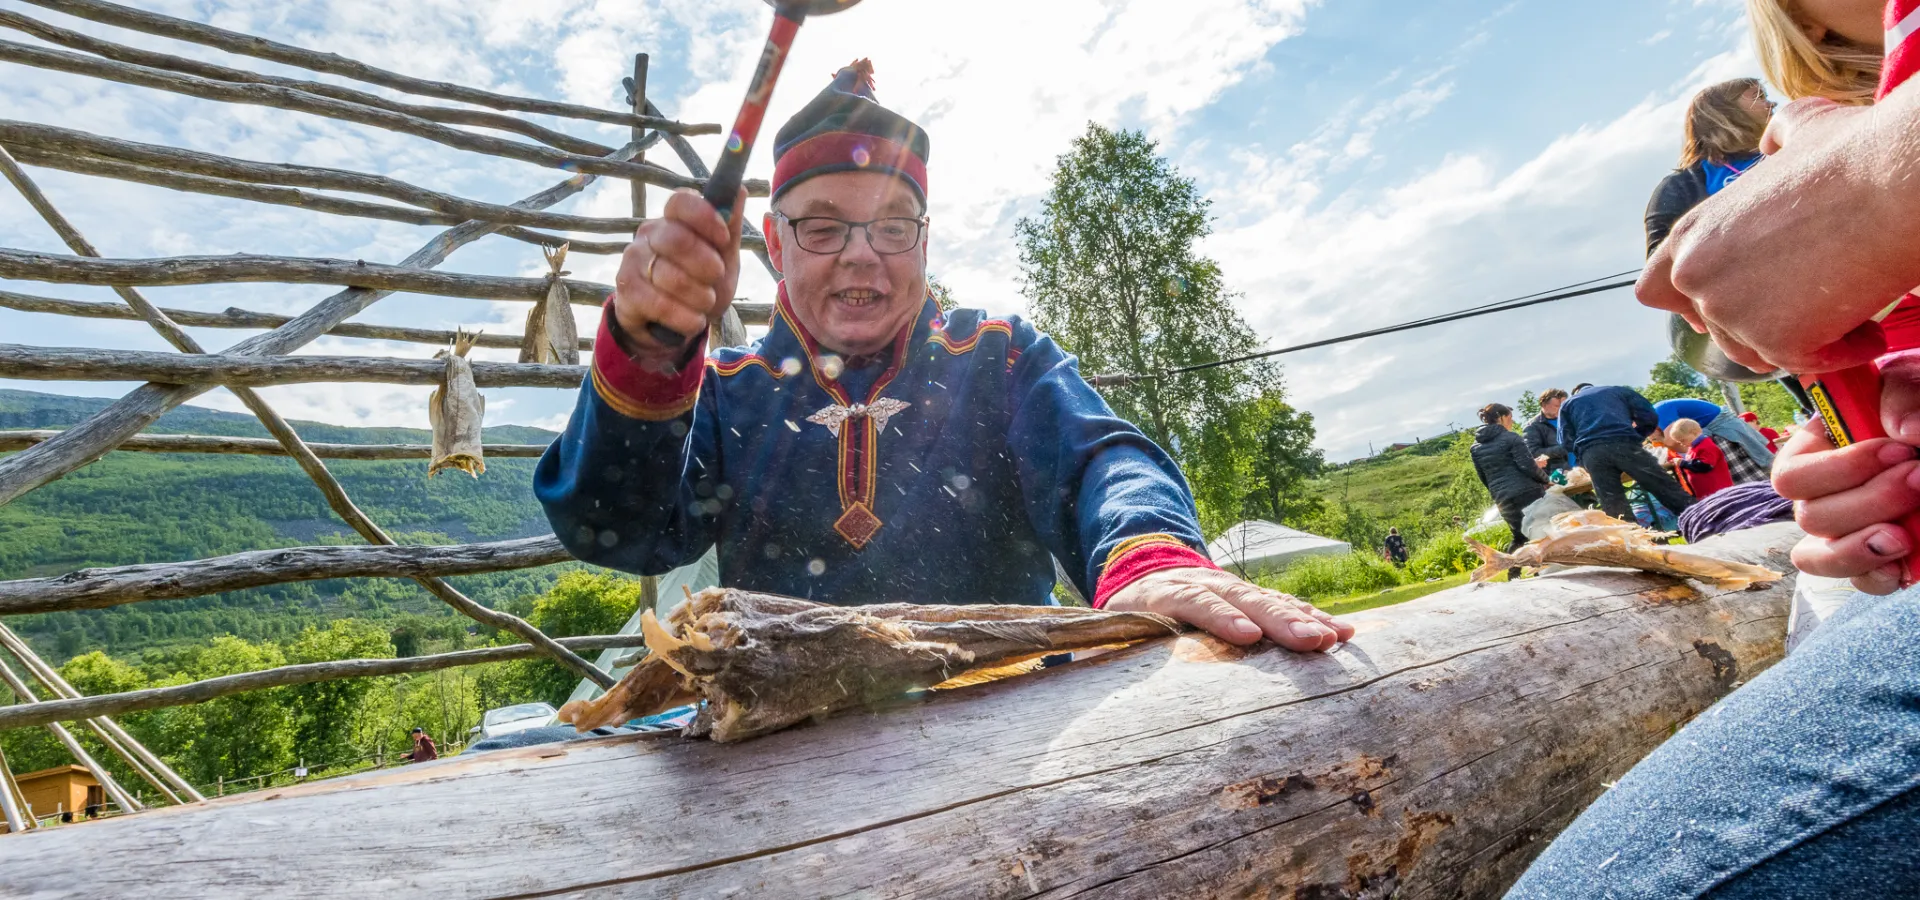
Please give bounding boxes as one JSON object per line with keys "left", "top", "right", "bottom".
{"left": 470, "top": 702, "right": 557, "bottom": 741}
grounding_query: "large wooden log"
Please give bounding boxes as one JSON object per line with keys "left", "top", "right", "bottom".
{"left": 0, "top": 524, "right": 1803, "bottom": 897}
{"left": 18, "top": 0, "right": 699, "bottom": 131}
{"left": 0, "top": 535, "right": 572, "bottom": 615}
{"left": 0, "top": 9, "right": 623, "bottom": 156}
{"left": 0, "top": 40, "right": 701, "bottom": 187}
{"left": 0, "top": 343, "right": 584, "bottom": 388}
{"left": 0, "top": 429, "right": 547, "bottom": 460}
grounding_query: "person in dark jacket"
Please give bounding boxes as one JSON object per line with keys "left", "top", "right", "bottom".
{"left": 1382, "top": 528, "right": 1408, "bottom": 568}
{"left": 1558, "top": 384, "right": 1697, "bottom": 520}
{"left": 1522, "top": 387, "right": 1570, "bottom": 475}
{"left": 1470, "top": 403, "right": 1549, "bottom": 579}
{"left": 1644, "top": 77, "right": 1773, "bottom": 256}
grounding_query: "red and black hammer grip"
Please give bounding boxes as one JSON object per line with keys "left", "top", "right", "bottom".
{"left": 1798, "top": 361, "right": 1920, "bottom": 585}
{"left": 643, "top": 8, "right": 807, "bottom": 348}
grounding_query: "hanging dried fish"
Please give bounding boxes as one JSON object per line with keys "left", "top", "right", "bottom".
{"left": 428, "top": 328, "right": 485, "bottom": 478}
{"left": 558, "top": 588, "right": 1182, "bottom": 743}
{"left": 519, "top": 242, "right": 579, "bottom": 365}
{"left": 1468, "top": 509, "right": 1782, "bottom": 590}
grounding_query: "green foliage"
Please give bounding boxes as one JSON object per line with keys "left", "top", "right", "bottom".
{"left": 0, "top": 389, "right": 582, "bottom": 661}
{"left": 147, "top": 637, "right": 295, "bottom": 785}
{"left": 1266, "top": 552, "right": 1406, "bottom": 602}
{"left": 1408, "top": 524, "right": 1509, "bottom": 581}
{"left": 1516, "top": 390, "right": 1541, "bottom": 422}
{"left": 1642, "top": 354, "right": 1720, "bottom": 404}
{"left": 1016, "top": 124, "right": 1298, "bottom": 536}
{"left": 1739, "top": 379, "right": 1803, "bottom": 430}
{"left": 476, "top": 572, "right": 647, "bottom": 708}
{"left": 926, "top": 274, "right": 959, "bottom": 312}
{"left": 281, "top": 621, "right": 394, "bottom": 770}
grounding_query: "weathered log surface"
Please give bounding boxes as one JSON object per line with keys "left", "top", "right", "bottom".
{"left": 0, "top": 535, "right": 571, "bottom": 615}
{"left": 0, "top": 344, "right": 585, "bottom": 388}
{"left": 19, "top": 0, "right": 705, "bottom": 131}
{"left": 0, "top": 524, "right": 1803, "bottom": 899}
{"left": 0, "top": 430, "right": 547, "bottom": 460}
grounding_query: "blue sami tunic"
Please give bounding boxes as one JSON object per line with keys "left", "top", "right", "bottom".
{"left": 534, "top": 291, "right": 1210, "bottom": 607}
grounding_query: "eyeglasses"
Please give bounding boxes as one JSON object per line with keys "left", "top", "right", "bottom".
{"left": 774, "top": 213, "right": 927, "bottom": 255}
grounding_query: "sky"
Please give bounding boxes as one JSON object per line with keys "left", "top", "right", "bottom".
{"left": 0, "top": 0, "right": 1759, "bottom": 461}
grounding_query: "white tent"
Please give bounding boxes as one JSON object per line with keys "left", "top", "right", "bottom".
{"left": 1206, "top": 520, "right": 1352, "bottom": 577}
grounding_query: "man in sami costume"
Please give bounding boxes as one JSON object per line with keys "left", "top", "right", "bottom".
{"left": 536, "top": 61, "right": 1352, "bottom": 653}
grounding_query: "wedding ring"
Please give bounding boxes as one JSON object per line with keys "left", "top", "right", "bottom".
{"left": 644, "top": 254, "right": 658, "bottom": 284}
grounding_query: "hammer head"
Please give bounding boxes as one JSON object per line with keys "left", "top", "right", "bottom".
{"left": 1668, "top": 313, "right": 1782, "bottom": 383}
{"left": 767, "top": 0, "right": 864, "bottom": 14}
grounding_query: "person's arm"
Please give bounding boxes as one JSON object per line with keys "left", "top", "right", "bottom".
{"left": 1510, "top": 433, "right": 1549, "bottom": 485}
{"left": 1003, "top": 321, "right": 1350, "bottom": 651}
{"left": 534, "top": 314, "right": 722, "bottom": 575}
{"left": 1628, "top": 392, "right": 1660, "bottom": 438}
{"left": 1644, "top": 169, "right": 1704, "bottom": 257}
{"left": 1559, "top": 413, "right": 1579, "bottom": 468}
{"left": 1637, "top": 91, "right": 1920, "bottom": 373}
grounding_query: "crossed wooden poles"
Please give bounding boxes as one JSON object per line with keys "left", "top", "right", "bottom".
{"left": 0, "top": 0, "right": 765, "bottom": 828}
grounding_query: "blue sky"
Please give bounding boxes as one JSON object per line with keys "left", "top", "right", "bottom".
{"left": 0, "top": 0, "right": 1755, "bottom": 460}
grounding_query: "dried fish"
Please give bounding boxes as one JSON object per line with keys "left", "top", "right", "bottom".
{"left": 428, "top": 328, "right": 485, "bottom": 478}
{"left": 559, "top": 588, "right": 1181, "bottom": 743}
{"left": 519, "top": 242, "right": 579, "bottom": 365}
{"left": 1468, "top": 509, "right": 1782, "bottom": 590}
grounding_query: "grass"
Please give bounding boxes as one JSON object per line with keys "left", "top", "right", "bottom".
{"left": 1314, "top": 572, "right": 1474, "bottom": 616}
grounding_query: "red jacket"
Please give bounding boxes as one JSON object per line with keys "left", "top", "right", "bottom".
{"left": 1675, "top": 436, "right": 1735, "bottom": 499}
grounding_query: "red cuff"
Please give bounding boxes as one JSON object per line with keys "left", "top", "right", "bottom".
{"left": 589, "top": 302, "right": 706, "bottom": 421}
{"left": 1091, "top": 534, "right": 1219, "bottom": 609}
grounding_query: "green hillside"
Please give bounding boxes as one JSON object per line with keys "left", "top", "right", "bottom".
{"left": 0, "top": 390, "right": 580, "bottom": 663}
{"left": 1306, "top": 432, "right": 1466, "bottom": 526}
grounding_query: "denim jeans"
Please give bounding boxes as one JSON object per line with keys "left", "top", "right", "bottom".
{"left": 1505, "top": 584, "right": 1920, "bottom": 899}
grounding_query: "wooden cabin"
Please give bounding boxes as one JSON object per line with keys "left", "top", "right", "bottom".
{"left": 1, "top": 766, "right": 103, "bottom": 833}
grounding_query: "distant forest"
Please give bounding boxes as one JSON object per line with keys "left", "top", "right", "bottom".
{"left": 0, "top": 389, "right": 579, "bottom": 665}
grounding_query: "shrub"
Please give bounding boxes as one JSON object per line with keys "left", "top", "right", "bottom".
{"left": 1408, "top": 523, "right": 1513, "bottom": 580}
{"left": 1264, "top": 552, "right": 1406, "bottom": 601}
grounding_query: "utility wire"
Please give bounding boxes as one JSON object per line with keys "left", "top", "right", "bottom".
{"left": 1086, "top": 270, "right": 1643, "bottom": 386}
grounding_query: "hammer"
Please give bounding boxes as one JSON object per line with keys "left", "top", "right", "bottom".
{"left": 643, "top": 0, "right": 866, "bottom": 348}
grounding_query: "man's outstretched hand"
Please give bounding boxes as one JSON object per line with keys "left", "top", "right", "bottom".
{"left": 1101, "top": 567, "right": 1354, "bottom": 652}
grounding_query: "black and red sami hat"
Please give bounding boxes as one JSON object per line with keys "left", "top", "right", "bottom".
{"left": 770, "top": 59, "right": 929, "bottom": 203}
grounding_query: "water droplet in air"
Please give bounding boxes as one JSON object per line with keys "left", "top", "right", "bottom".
{"left": 808, "top": 558, "right": 826, "bottom": 576}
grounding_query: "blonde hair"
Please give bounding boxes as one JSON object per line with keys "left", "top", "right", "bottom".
{"left": 1681, "top": 79, "right": 1768, "bottom": 167}
{"left": 1746, "top": 0, "right": 1882, "bottom": 104}
{"left": 1667, "top": 418, "right": 1704, "bottom": 444}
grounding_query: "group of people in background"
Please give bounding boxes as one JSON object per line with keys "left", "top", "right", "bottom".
{"left": 1469, "top": 384, "right": 1783, "bottom": 562}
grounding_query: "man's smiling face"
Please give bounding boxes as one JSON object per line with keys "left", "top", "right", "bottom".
{"left": 766, "top": 171, "right": 929, "bottom": 357}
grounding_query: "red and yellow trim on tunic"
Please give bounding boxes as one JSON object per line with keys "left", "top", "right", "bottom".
{"left": 775, "top": 286, "right": 918, "bottom": 549}
{"left": 1091, "top": 533, "right": 1219, "bottom": 609}
{"left": 706, "top": 354, "right": 787, "bottom": 379}
{"left": 588, "top": 301, "right": 705, "bottom": 421}
{"left": 927, "top": 318, "right": 1012, "bottom": 355}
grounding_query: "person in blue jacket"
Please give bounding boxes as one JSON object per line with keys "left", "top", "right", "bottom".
{"left": 534, "top": 61, "right": 1351, "bottom": 653}
{"left": 1652, "top": 396, "right": 1776, "bottom": 469}
{"left": 1558, "top": 383, "right": 1697, "bottom": 520}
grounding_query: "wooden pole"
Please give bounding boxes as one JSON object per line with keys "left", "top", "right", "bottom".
{"left": 0, "top": 290, "right": 593, "bottom": 351}
{"left": 630, "top": 53, "right": 649, "bottom": 219}
{"left": 0, "top": 9, "right": 622, "bottom": 155}
{"left": 0, "top": 123, "right": 752, "bottom": 234}
{"left": 17, "top": 0, "right": 712, "bottom": 131}
{"left": 0, "top": 146, "right": 611, "bottom": 690}
{"left": 0, "top": 656, "right": 141, "bottom": 814}
{"left": 0, "top": 343, "right": 587, "bottom": 389}
{"left": 0, "top": 624, "right": 202, "bottom": 804}
{"left": 0, "top": 138, "right": 636, "bottom": 509}
{"left": 0, "top": 248, "right": 617, "bottom": 306}
{"left": 0, "top": 40, "right": 703, "bottom": 187}
{"left": 0, "top": 634, "right": 651, "bottom": 732}
{"left": 0, "top": 741, "right": 28, "bottom": 833}
{"left": 0, "top": 536, "right": 573, "bottom": 615}
{"left": 0, "top": 430, "right": 550, "bottom": 460}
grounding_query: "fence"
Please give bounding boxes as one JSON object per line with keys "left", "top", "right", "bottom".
{"left": 0, "top": 0, "right": 749, "bottom": 832}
